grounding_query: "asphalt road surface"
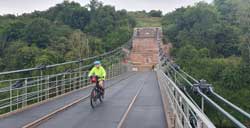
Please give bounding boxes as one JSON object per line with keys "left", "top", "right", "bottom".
{"left": 0, "top": 72, "right": 166, "bottom": 128}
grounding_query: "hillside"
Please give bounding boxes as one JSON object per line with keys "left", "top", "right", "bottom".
{"left": 129, "top": 11, "right": 162, "bottom": 27}
{"left": 161, "top": 0, "right": 250, "bottom": 127}
{"left": 0, "top": 0, "right": 135, "bottom": 72}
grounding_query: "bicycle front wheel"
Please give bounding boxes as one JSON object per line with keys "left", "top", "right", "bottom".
{"left": 90, "top": 88, "right": 98, "bottom": 108}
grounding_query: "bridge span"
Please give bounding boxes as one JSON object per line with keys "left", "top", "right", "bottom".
{"left": 0, "top": 27, "right": 249, "bottom": 128}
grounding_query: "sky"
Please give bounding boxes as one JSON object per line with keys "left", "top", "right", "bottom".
{"left": 0, "top": 0, "right": 214, "bottom": 15}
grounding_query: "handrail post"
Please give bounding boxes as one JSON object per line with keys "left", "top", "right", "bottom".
{"left": 69, "top": 72, "right": 72, "bottom": 91}
{"left": 201, "top": 97, "right": 204, "bottom": 112}
{"left": 9, "top": 81, "right": 12, "bottom": 112}
{"left": 39, "top": 70, "right": 43, "bottom": 102}
{"left": 111, "top": 63, "right": 113, "bottom": 78}
{"left": 79, "top": 61, "right": 82, "bottom": 88}
{"left": 37, "top": 76, "right": 40, "bottom": 102}
{"left": 74, "top": 72, "right": 77, "bottom": 90}
{"left": 85, "top": 71, "right": 89, "bottom": 86}
{"left": 108, "top": 67, "right": 111, "bottom": 79}
{"left": 62, "top": 74, "right": 65, "bottom": 94}
{"left": 56, "top": 75, "right": 58, "bottom": 96}
{"left": 46, "top": 75, "right": 49, "bottom": 100}
{"left": 24, "top": 78, "right": 28, "bottom": 107}
{"left": 174, "top": 71, "right": 177, "bottom": 83}
{"left": 17, "top": 86, "right": 19, "bottom": 109}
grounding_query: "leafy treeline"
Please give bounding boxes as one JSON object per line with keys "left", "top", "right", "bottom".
{"left": 129, "top": 11, "right": 162, "bottom": 27}
{"left": 0, "top": 0, "right": 135, "bottom": 71}
{"left": 162, "top": 0, "right": 250, "bottom": 126}
{"left": 130, "top": 10, "right": 162, "bottom": 18}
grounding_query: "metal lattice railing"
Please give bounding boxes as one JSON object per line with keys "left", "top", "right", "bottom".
{"left": 157, "top": 70, "right": 216, "bottom": 128}
{"left": 0, "top": 46, "right": 129, "bottom": 115}
{"left": 162, "top": 61, "right": 249, "bottom": 128}
{"left": 158, "top": 46, "right": 249, "bottom": 128}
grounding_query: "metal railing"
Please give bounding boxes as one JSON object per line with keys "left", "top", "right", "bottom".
{"left": 178, "top": 68, "right": 250, "bottom": 120}
{"left": 157, "top": 70, "right": 216, "bottom": 128}
{"left": 0, "top": 46, "right": 128, "bottom": 115}
{"left": 167, "top": 64, "right": 249, "bottom": 128}
{"left": 156, "top": 28, "right": 214, "bottom": 128}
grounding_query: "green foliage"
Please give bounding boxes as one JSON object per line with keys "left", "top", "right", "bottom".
{"left": 162, "top": 0, "right": 250, "bottom": 126}
{"left": 0, "top": 0, "right": 134, "bottom": 72}
{"left": 65, "top": 30, "right": 89, "bottom": 60}
{"left": 240, "top": 33, "right": 250, "bottom": 64}
{"left": 129, "top": 11, "right": 162, "bottom": 27}
{"left": 103, "top": 27, "right": 131, "bottom": 50}
{"left": 162, "top": 2, "right": 241, "bottom": 57}
{"left": 148, "top": 10, "right": 162, "bottom": 17}
{"left": 25, "top": 18, "right": 52, "bottom": 48}
{"left": 17, "top": 45, "right": 41, "bottom": 68}
{"left": 2, "top": 21, "right": 26, "bottom": 42}
{"left": 44, "top": 1, "right": 90, "bottom": 30}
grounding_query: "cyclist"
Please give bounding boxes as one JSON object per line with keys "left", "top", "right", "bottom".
{"left": 88, "top": 61, "right": 106, "bottom": 97}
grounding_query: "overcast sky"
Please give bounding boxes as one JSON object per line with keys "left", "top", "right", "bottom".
{"left": 0, "top": 0, "right": 213, "bottom": 15}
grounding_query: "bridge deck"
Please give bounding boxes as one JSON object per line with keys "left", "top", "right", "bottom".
{"left": 0, "top": 72, "right": 166, "bottom": 128}
{"left": 123, "top": 72, "right": 166, "bottom": 128}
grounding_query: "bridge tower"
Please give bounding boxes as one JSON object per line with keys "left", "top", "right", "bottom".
{"left": 129, "top": 27, "right": 161, "bottom": 71}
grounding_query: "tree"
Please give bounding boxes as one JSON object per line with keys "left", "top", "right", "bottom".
{"left": 52, "top": 2, "right": 90, "bottom": 30}
{"left": 162, "top": 0, "right": 250, "bottom": 126}
{"left": 215, "top": 0, "right": 250, "bottom": 28}
{"left": 221, "top": 65, "right": 241, "bottom": 89}
{"left": 176, "top": 45, "right": 199, "bottom": 66}
{"left": 16, "top": 45, "right": 41, "bottom": 68}
{"left": 85, "top": 5, "right": 117, "bottom": 37}
{"left": 2, "top": 21, "right": 26, "bottom": 42}
{"left": 25, "top": 18, "right": 52, "bottom": 48}
{"left": 0, "top": 57, "right": 4, "bottom": 71}
{"left": 2, "top": 41, "right": 40, "bottom": 70}
{"left": 65, "top": 30, "right": 89, "bottom": 60}
{"left": 103, "top": 27, "right": 131, "bottom": 51}
{"left": 214, "top": 0, "right": 238, "bottom": 25}
{"left": 88, "top": 0, "right": 103, "bottom": 13}
{"left": 35, "top": 49, "right": 61, "bottom": 65}
{"left": 148, "top": 10, "right": 162, "bottom": 17}
{"left": 240, "top": 33, "right": 250, "bottom": 64}
{"left": 162, "top": 1, "right": 241, "bottom": 57}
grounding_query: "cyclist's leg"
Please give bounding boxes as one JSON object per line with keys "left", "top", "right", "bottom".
{"left": 99, "top": 80, "right": 104, "bottom": 95}
{"left": 99, "top": 80, "right": 103, "bottom": 88}
{"left": 101, "top": 80, "right": 105, "bottom": 90}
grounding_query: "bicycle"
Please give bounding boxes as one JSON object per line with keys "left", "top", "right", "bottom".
{"left": 89, "top": 76, "right": 104, "bottom": 108}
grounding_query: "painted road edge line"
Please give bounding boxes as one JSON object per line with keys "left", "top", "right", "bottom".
{"left": 117, "top": 81, "right": 144, "bottom": 128}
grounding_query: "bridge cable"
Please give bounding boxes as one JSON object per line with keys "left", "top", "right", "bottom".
{"left": 0, "top": 39, "right": 130, "bottom": 76}
{"left": 166, "top": 62, "right": 248, "bottom": 127}
{"left": 176, "top": 64, "right": 250, "bottom": 120}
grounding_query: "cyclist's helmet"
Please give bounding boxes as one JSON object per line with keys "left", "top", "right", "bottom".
{"left": 94, "top": 61, "right": 101, "bottom": 65}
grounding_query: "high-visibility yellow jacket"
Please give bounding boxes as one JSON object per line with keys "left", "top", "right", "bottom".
{"left": 88, "top": 66, "right": 106, "bottom": 80}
